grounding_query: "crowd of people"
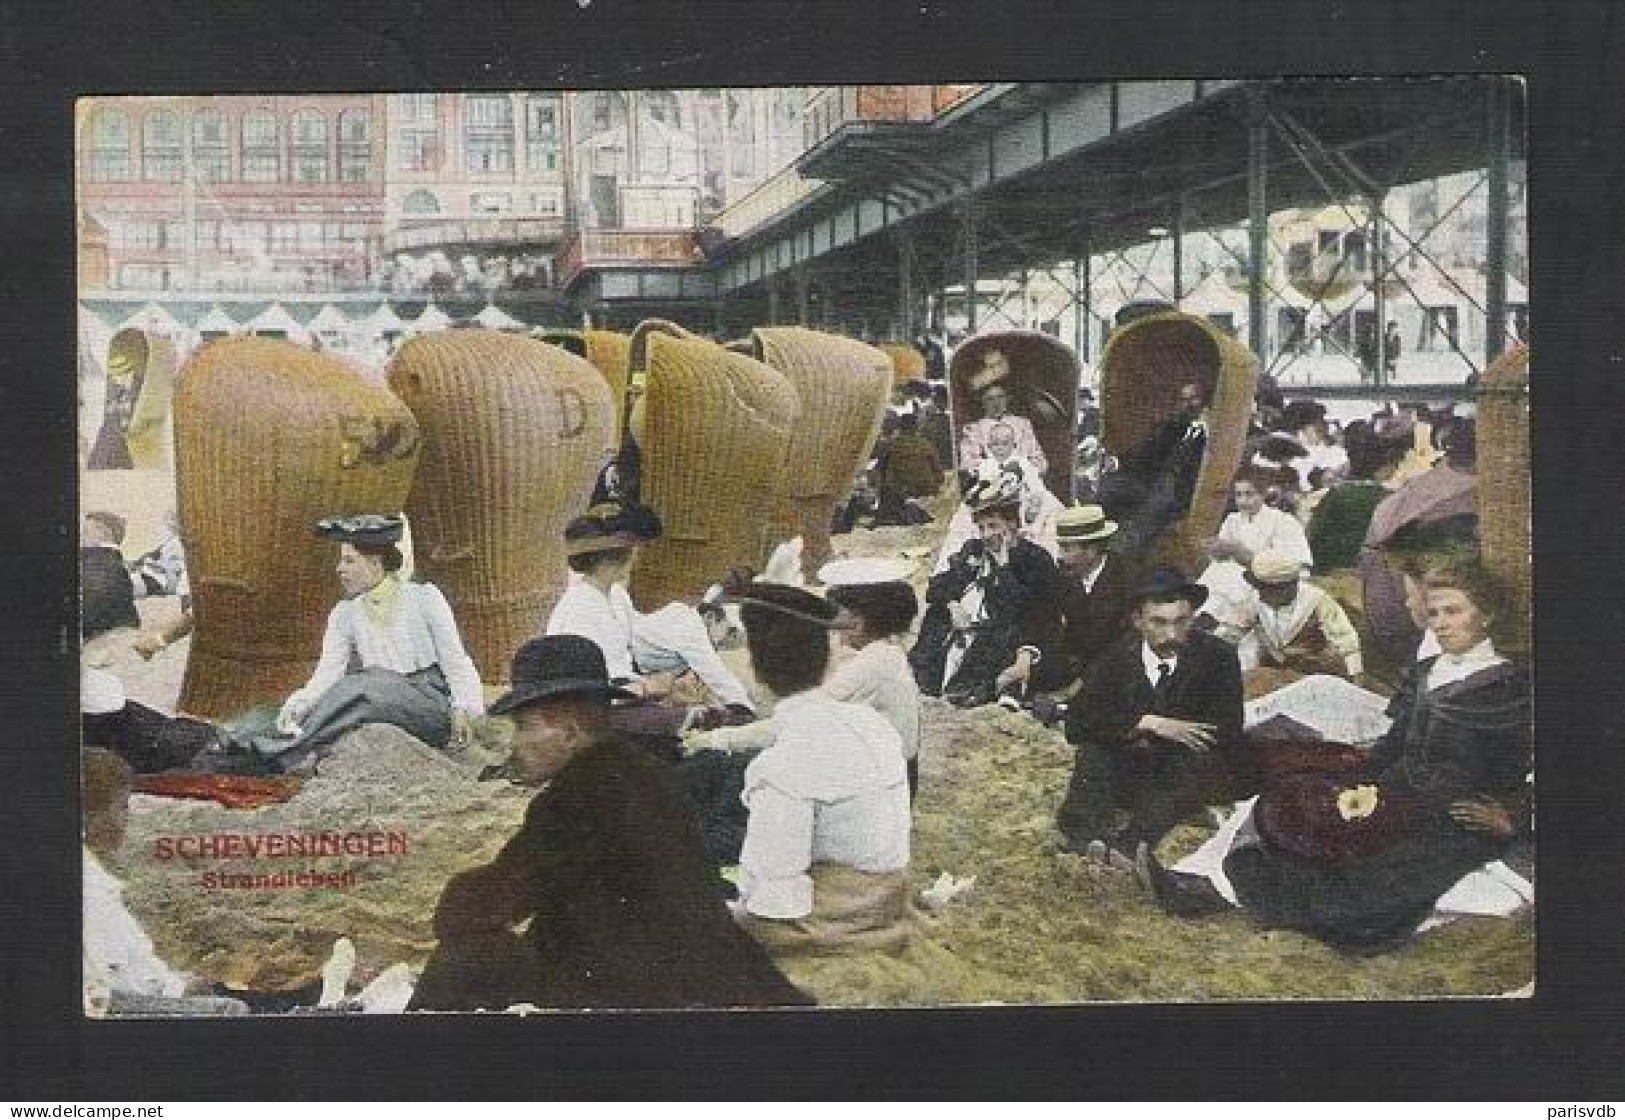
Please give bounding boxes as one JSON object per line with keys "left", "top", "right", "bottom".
{"left": 80, "top": 329, "right": 1530, "bottom": 1013}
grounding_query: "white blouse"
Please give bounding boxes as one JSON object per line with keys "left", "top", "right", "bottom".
{"left": 290, "top": 581, "right": 485, "bottom": 717}
{"left": 821, "top": 639, "right": 921, "bottom": 761}
{"left": 84, "top": 848, "right": 188, "bottom": 1012}
{"left": 546, "top": 578, "right": 638, "bottom": 681}
{"left": 737, "top": 692, "right": 912, "bottom": 920}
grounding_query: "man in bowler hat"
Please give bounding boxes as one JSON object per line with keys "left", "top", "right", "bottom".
{"left": 409, "top": 634, "right": 807, "bottom": 1012}
{"left": 1056, "top": 569, "right": 1247, "bottom": 866}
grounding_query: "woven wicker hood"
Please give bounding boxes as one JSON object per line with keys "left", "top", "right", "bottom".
{"left": 949, "top": 330, "right": 1081, "bottom": 503}
{"left": 625, "top": 320, "right": 801, "bottom": 610}
{"left": 749, "top": 327, "right": 893, "bottom": 578}
{"left": 174, "top": 337, "right": 422, "bottom": 718}
{"left": 1098, "top": 311, "right": 1259, "bottom": 572}
{"left": 1477, "top": 344, "right": 1529, "bottom": 657}
{"left": 388, "top": 330, "right": 615, "bottom": 682}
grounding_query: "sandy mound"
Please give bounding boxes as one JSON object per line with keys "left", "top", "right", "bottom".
{"left": 117, "top": 725, "right": 530, "bottom": 993}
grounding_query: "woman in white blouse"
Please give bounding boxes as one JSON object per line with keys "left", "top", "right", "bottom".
{"left": 732, "top": 582, "right": 913, "bottom": 955}
{"left": 819, "top": 557, "right": 923, "bottom": 798}
{"left": 249, "top": 513, "right": 485, "bottom": 772}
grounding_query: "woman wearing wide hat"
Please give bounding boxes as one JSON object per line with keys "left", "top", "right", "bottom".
{"left": 227, "top": 513, "right": 485, "bottom": 773}
{"left": 909, "top": 472, "right": 1060, "bottom": 707}
{"left": 730, "top": 582, "right": 914, "bottom": 956}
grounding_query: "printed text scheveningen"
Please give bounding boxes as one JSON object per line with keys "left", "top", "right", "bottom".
{"left": 152, "top": 830, "right": 410, "bottom": 860}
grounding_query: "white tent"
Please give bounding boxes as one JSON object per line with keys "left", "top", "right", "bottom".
{"left": 307, "top": 303, "right": 351, "bottom": 334}
{"left": 472, "top": 303, "right": 525, "bottom": 331}
{"left": 409, "top": 302, "right": 452, "bottom": 334}
{"left": 195, "top": 305, "right": 239, "bottom": 336}
{"left": 247, "top": 302, "right": 311, "bottom": 343}
{"left": 123, "top": 301, "right": 182, "bottom": 336}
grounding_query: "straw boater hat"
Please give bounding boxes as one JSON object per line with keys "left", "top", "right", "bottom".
{"left": 1054, "top": 504, "right": 1118, "bottom": 544}
{"left": 816, "top": 556, "right": 915, "bottom": 587}
{"left": 1246, "top": 549, "right": 1303, "bottom": 587}
{"left": 315, "top": 513, "right": 404, "bottom": 546}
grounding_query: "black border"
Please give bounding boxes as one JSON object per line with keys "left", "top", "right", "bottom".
{"left": 4, "top": 0, "right": 1623, "bottom": 1100}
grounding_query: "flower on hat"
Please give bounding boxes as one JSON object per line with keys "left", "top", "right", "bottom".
{"left": 1336, "top": 784, "right": 1381, "bottom": 822}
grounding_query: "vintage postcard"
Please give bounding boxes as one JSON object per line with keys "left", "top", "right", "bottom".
{"left": 75, "top": 77, "right": 1531, "bottom": 1017}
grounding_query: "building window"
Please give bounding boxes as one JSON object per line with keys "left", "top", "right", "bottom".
{"left": 142, "top": 109, "right": 183, "bottom": 182}
{"left": 292, "top": 109, "right": 328, "bottom": 182}
{"left": 525, "top": 94, "right": 560, "bottom": 174}
{"left": 191, "top": 108, "right": 230, "bottom": 182}
{"left": 396, "top": 128, "right": 438, "bottom": 172}
{"left": 223, "top": 221, "right": 266, "bottom": 253}
{"left": 241, "top": 110, "right": 280, "bottom": 182}
{"left": 271, "top": 222, "right": 299, "bottom": 252}
{"left": 727, "top": 91, "right": 754, "bottom": 178}
{"left": 118, "top": 220, "right": 167, "bottom": 250}
{"left": 402, "top": 189, "right": 440, "bottom": 215}
{"left": 87, "top": 107, "right": 132, "bottom": 181}
{"left": 119, "top": 263, "right": 166, "bottom": 289}
{"left": 400, "top": 93, "right": 438, "bottom": 123}
{"left": 471, "top": 191, "right": 511, "bottom": 215}
{"left": 337, "top": 109, "right": 371, "bottom": 182}
{"left": 465, "top": 95, "right": 514, "bottom": 173}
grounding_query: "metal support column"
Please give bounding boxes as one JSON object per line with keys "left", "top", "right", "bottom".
{"left": 1075, "top": 230, "right": 1093, "bottom": 361}
{"left": 1484, "top": 78, "right": 1512, "bottom": 365}
{"left": 961, "top": 199, "right": 980, "bottom": 334}
{"left": 1171, "top": 195, "right": 1185, "bottom": 307}
{"left": 1370, "top": 191, "right": 1387, "bottom": 387}
{"left": 767, "top": 275, "right": 781, "bottom": 325}
{"left": 793, "top": 267, "right": 810, "bottom": 325}
{"left": 897, "top": 227, "right": 916, "bottom": 340}
{"left": 1246, "top": 93, "right": 1271, "bottom": 364}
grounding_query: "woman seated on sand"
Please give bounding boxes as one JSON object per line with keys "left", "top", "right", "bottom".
{"left": 229, "top": 513, "right": 485, "bottom": 773}
{"left": 1138, "top": 562, "right": 1531, "bottom": 953}
{"left": 731, "top": 582, "right": 914, "bottom": 955}
{"left": 818, "top": 557, "right": 924, "bottom": 799}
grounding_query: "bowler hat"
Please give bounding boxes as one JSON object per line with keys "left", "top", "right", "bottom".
{"left": 1129, "top": 567, "right": 1209, "bottom": 610}
{"left": 488, "top": 634, "right": 636, "bottom": 716}
{"left": 315, "top": 512, "right": 404, "bottom": 547}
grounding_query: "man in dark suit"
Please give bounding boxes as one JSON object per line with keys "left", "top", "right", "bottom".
{"left": 82, "top": 511, "right": 140, "bottom": 639}
{"left": 1099, "top": 380, "right": 1211, "bottom": 557}
{"left": 1056, "top": 568, "right": 1247, "bottom": 861}
{"left": 994, "top": 504, "right": 1139, "bottom": 697}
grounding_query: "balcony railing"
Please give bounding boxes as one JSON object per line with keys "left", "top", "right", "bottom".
{"left": 712, "top": 165, "right": 824, "bottom": 240}
{"left": 556, "top": 229, "right": 705, "bottom": 285}
{"left": 383, "top": 216, "right": 565, "bottom": 255}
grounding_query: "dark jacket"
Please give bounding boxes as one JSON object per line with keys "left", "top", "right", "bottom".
{"left": 409, "top": 735, "right": 810, "bottom": 1012}
{"left": 82, "top": 545, "right": 139, "bottom": 640}
{"left": 1364, "top": 657, "right": 1531, "bottom": 803}
{"left": 1123, "top": 412, "right": 1207, "bottom": 501}
{"left": 1039, "top": 553, "right": 1141, "bottom": 689}
{"left": 1067, "top": 628, "right": 1245, "bottom": 771}
{"left": 910, "top": 536, "right": 1058, "bottom": 697}
{"left": 879, "top": 431, "right": 944, "bottom": 499}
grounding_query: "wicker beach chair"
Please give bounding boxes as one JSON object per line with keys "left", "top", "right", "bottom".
{"left": 1477, "top": 344, "right": 1530, "bottom": 658}
{"left": 1098, "top": 311, "right": 1259, "bottom": 573}
{"left": 389, "top": 330, "right": 616, "bottom": 681}
{"left": 87, "top": 328, "right": 178, "bottom": 471}
{"left": 533, "top": 328, "right": 633, "bottom": 437}
{"left": 949, "top": 330, "right": 1081, "bottom": 503}
{"left": 747, "top": 327, "right": 893, "bottom": 579}
{"left": 624, "top": 320, "right": 801, "bottom": 610}
{"left": 174, "top": 338, "right": 421, "bottom": 718}
{"left": 878, "top": 342, "right": 928, "bottom": 387}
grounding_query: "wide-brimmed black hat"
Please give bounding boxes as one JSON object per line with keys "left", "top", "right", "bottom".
{"left": 315, "top": 513, "right": 404, "bottom": 546}
{"left": 1129, "top": 567, "right": 1209, "bottom": 610}
{"left": 563, "top": 501, "right": 663, "bottom": 556}
{"left": 728, "top": 581, "right": 846, "bottom": 629}
{"left": 488, "top": 634, "right": 636, "bottom": 716}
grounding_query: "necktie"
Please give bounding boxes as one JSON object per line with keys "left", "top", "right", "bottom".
{"left": 1153, "top": 661, "right": 1173, "bottom": 702}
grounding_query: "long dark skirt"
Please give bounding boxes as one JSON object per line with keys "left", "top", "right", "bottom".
{"left": 1223, "top": 808, "right": 1504, "bottom": 952}
{"left": 251, "top": 666, "right": 454, "bottom": 773}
